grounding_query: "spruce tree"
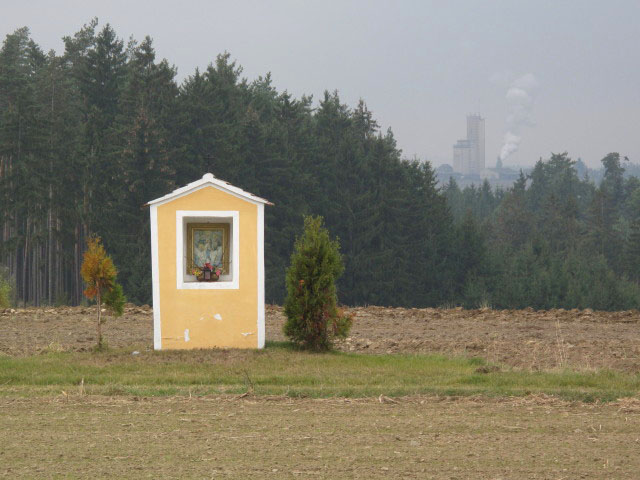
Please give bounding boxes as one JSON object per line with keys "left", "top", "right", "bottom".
{"left": 2, "top": 21, "right": 640, "bottom": 311}
{"left": 627, "top": 218, "right": 640, "bottom": 283}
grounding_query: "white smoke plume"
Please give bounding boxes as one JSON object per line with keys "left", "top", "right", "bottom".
{"left": 499, "top": 73, "right": 538, "bottom": 162}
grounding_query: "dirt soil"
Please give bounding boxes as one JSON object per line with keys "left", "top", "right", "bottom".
{"left": 269, "top": 306, "right": 640, "bottom": 371}
{"left": 2, "top": 394, "right": 640, "bottom": 479}
{"left": 1, "top": 304, "right": 640, "bottom": 371}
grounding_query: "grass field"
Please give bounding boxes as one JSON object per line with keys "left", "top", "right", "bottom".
{"left": 2, "top": 342, "right": 639, "bottom": 402}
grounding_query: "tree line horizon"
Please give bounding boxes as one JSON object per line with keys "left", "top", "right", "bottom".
{"left": 1, "top": 21, "right": 639, "bottom": 310}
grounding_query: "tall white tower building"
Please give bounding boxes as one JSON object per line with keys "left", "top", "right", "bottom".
{"left": 453, "top": 140, "right": 473, "bottom": 175}
{"left": 467, "top": 114, "right": 485, "bottom": 172}
{"left": 452, "top": 114, "right": 485, "bottom": 175}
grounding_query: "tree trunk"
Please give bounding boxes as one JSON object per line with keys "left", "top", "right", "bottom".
{"left": 22, "top": 219, "right": 28, "bottom": 307}
{"left": 97, "top": 289, "right": 102, "bottom": 348}
{"left": 48, "top": 76, "right": 55, "bottom": 305}
{"left": 48, "top": 196, "right": 53, "bottom": 305}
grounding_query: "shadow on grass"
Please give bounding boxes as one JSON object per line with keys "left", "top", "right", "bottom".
{"left": 264, "top": 340, "right": 344, "bottom": 355}
{"left": 264, "top": 340, "right": 298, "bottom": 351}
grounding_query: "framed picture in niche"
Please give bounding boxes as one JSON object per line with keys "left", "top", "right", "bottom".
{"left": 186, "top": 223, "right": 230, "bottom": 275}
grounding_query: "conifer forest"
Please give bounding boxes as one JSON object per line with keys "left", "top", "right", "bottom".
{"left": 1, "top": 22, "right": 639, "bottom": 309}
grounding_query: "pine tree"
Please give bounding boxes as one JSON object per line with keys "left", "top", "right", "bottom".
{"left": 78, "top": 23, "right": 127, "bottom": 247}
{"left": 262, "top": 92, "right": 315, "bottom": 303}
{"left": 627, "top": 218, "right": 640, "bottom": 283}
{"left": 495, "top": 171, "right": 530, "bottom": 248}
{"left": 2, "top": 22, "right": 639, "bottom": 312}
{"left": 108, "top": 36, "right": 178, "bottom": 303}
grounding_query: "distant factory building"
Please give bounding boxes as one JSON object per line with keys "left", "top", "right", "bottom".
{"left": 453, "top": 114, "right": 485, "bottom": 175}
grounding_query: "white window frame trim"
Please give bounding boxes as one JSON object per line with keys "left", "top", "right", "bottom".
{"left": 176, "top": 210, "right": 240, "bottom": 290}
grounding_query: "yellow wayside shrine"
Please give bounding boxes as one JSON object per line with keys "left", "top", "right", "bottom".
{"left": 147, "top": 173, "right": 272, "bottom": 350}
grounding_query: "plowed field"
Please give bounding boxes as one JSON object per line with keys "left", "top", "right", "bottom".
{"left": 1, "top": 304, "right": 639, "bottom": 371}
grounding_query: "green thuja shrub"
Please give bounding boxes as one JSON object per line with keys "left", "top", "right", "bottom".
{"left": 283, "top": 216, "right": 352, "bottom": 351}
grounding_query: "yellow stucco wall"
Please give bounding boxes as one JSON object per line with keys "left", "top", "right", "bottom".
{"left": 156, "top": 186, "right": 258, "bottom": 349}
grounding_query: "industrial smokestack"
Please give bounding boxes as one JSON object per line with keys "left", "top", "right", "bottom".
{"left": 499, "top": 73, "right": 538, "bottom": 162}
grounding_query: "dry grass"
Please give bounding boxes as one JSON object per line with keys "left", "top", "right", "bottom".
{"left": 2, "top": 394, "right": 640, "bottom": 479}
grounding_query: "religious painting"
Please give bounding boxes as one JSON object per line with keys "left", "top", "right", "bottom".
{"left": 186, "top": 223, "right": 230, "bottom": 274}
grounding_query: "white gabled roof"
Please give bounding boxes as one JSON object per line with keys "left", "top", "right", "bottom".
{"left": 146, "top": 173, "right": 274, "bottom": 207}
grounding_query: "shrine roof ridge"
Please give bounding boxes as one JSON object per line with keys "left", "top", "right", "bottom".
{"left": 146, "top": 173, "right": 274, "bottom": 207}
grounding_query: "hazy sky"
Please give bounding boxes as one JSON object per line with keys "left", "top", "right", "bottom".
{"left": 2, "top": 0, "right": 639, "bottom": 168}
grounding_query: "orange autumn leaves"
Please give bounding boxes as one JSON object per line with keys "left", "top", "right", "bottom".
{"left": 81, "top": 237, "right": 117, "bottom": 300}
{"left": 80, "top": 236, "right": 126, "bottom": 349}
